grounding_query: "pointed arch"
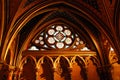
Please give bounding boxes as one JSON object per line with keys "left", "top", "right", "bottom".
{"left": 76, "top": 56, "right": 86, "bottom": 66}
{"left": 37, "top": 56, "right": 54, "bottom": 68}
{"left": 89, "top": 56, "right": 101, "bottom": 67}
{"left": 74, "top": 56, "right": 88, "bottom": 80}
{"left": 37, "top": 56, "right": 54, "bottom": 80}
{"left": 71, "top": 55, "right": 86, "bottom": 66}
{"left": 19, "top": 55, "right": 37, "bottom": 69}
{"left": 54, "top": 56, "right": 71, "bottom": 68}
{"left": 2, "top": 0, "right": 108, "bottom": 64}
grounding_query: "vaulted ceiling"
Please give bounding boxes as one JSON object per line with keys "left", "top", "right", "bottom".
{"left": 0, "top": 0, "right": 120, "bottom": 69}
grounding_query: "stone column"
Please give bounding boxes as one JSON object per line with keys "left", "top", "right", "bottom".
{"left": 36, "top": 68, "right": 39, "bottom": 80}
{"left": 7, "top": 65, "right": 15, "bottom": 80}
{"left": 13, "top": 68, "right": 22, "bottom": 80}
{"left": 97, "top": 34, "right": 113, "bottom": 80}
{"left": 97, "top": 64, "right": 112, "bottom": 80}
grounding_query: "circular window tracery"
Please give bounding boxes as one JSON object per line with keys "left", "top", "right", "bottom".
{"left": 48, "top": 37, "right": 55, "bottom": 44}
{"left": 64, "top": 29, "right": 71, "bottom": 36}
{"left": 45, "top": 25, "right": 74, "bottom": 49}
{"left": 32, "top": 24, "right": 85, "bottom": 50}
{"left": 48, "top": 29, "right": 55, "bottom": 35}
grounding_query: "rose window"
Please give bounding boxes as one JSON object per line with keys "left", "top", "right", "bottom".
{"left": 46, "top": 25, "right": 74, "bottom": 49}
{"left": 32, "top": 24, "right": 85, "bottom": 50}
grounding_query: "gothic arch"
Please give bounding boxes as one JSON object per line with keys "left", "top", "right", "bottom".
{"left": 75, "top": 56, "right": 88, "bottom": 80}
{"left": 37, "top": 56, "right": 54, "bottom": 68}
{"left": 89, "top": 56, "right": 101, "bottom": 67}
{"left": 18, "top": 55, "right": 37, "bottom": 70}
{"left": 0, "top": 0, "right": 120, "bottom": 80}
{"left": 1, "top": 1, "right": 109, "bottom": 64}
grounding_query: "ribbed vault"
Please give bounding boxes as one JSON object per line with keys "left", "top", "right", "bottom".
{"left": 0, "top": 0, "right": 120, "bottom": 80}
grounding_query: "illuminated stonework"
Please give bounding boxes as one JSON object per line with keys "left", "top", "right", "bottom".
{"left": 30, "top": 24, "right": 87, "bottom": 50}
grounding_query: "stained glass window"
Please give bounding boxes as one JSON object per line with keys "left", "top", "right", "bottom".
{"left": 29, "top": 24, "right": 88, "bottom": 51}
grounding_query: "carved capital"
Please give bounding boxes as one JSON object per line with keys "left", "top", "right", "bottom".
{"left": 9, "top": 65, "right": 15, "bottom": 71}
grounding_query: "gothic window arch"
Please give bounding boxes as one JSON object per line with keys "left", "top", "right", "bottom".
{"left": 28, "top": 24, "right": 89, "bottom": 51}
{"left": 21, "top": 23, "right": 99, "bottom": 80}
